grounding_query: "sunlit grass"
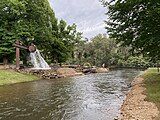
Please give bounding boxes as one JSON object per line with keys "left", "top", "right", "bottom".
{"left": 142, "top": 68, "right": 160, "bottom": 119}
{"left": 0, "top": 70, "right": 39, "bottom": 86}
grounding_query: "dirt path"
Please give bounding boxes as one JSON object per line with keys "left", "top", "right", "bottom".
{"left": 120, "top": 77, "right": 159, "bottom": 120}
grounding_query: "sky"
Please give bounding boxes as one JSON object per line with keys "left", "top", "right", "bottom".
{"left": 49, "top": 0, "right": 107, "bottom": 39}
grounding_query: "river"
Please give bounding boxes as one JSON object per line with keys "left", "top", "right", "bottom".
{"left": 0, "top": 69, "right": 141, "bottom": 120}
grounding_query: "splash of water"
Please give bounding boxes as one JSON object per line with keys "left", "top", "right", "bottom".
{"left": 30, "top": 49, "right": 51, "bottom": 69}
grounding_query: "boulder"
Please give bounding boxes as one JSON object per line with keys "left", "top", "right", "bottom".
{"left": 96, "top": 68, "right": 109, "bottom": 73}
{"left": 56, "top": 68, "right": 83, "bottom": 77}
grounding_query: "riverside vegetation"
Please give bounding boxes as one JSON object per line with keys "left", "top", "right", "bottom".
{"left": 121, "top": 68, "right": 159, "bottom": 119}
{"left": 0, "top": 0, "right": 160, "bottom": 119}
{"left": 143, "top": 68, "right": 160, "bottom": 119}
{"left": 0, "top": 0, "right": 158, "bottom": 69}
{"left": 0, "top": 69, "right": 38, "bottom": 85}
{"left": 121, "top": 68, "right": 160, "bottom": 119}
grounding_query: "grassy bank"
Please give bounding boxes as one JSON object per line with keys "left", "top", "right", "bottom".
{"left": 142, "top": 68, "right": 160, "bottom": 119}
{"left": 0, "top": 70, "right": 39, "bottom": 86}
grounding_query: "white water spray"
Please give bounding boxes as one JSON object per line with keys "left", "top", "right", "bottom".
{"left": 30, "top": 49, "right": 51, "bottom": 69}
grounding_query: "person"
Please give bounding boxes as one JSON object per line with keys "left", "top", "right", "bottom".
{"left": 102, "top": 63, "right": 105, "bottom": 68}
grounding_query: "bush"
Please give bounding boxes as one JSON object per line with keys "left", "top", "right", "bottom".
{"left": 117, "top": 56, "right": 153, "bottom": 68}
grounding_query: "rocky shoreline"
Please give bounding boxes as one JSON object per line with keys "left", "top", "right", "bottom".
{"left": 120, "top": 76, "right": 159, "bottom": 120}
{"left": 14, "top": 67, "right": 109, "bottom": 79}
{"left": 14, "top": 68, "right": 82, "bottom": 79}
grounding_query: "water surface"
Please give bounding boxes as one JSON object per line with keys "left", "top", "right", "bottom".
{"left": 0, "top": 69, "right": 141, "bottom": 120}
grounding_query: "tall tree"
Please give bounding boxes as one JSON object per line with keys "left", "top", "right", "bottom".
{"left": 104, "top": 0, "right": 160, "bottom": 60}
{"left": 52, "top": 20, "right": 83, "bottom": 63}
{"left": 17, "top": 0, "right": 58, "bottom": 62}
{"left": 73, "top": 34, "right": 118, "bottom": 66}
{"left": 0, "top": 0, "right": 82, "bottom": 65}
{"left": 0, "top": 0, "right": 26, "bottom": 64}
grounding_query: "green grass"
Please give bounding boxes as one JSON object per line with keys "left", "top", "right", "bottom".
{"left": 142, "top": 68, "right": 160, "bottom": 119}
{"left": 0, "top": 70, "right": 39, "bottom": 86}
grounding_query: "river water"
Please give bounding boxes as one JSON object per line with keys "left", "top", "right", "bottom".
{"left": 0, "top": 69, "right": 141, "bottom": 120}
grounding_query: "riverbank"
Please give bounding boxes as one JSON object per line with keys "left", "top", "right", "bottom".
{"left": 0, "top": 66, "right": 109, "bottom": 86}
{"left": 0, "top": 69, "right": 39, "bottom": 86}
{"left": 17, "top": 67, "right": 108, "bottom": 79}
{"left": 121, "top": 68, "right": 159, "bottom": 119}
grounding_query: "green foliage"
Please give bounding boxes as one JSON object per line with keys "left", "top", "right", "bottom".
{"left": 0, "top": 0, "right": 27, "bottom": 62}
{"left": 72, "top": 34, "right": 153, "bottom": 68}
{"left": 0, "top": 0, "right": 83, "bottom": 64}
{"left": 118, "top": 56, "right": 151, "bottom": 68}
{"left": 55, "top": 21, "right": 83, "bottom": 63}
{"left": 72, "top": 34, "right": 118, "bottom": 66}
{"left": 105, "top": 0, "right": 160, "bottom": 59}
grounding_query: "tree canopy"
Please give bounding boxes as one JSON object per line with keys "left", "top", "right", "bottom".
{"left": 0, "top": 0, "right": 82, "bottom": 64}
{"left": 71, "top": 34, "right": 153, "bottom": 68}
{"left": 72, "top": 34, "right": 118, "bottom": 66}
{"left": 104, "top": 0, "right": 160, "bottom": 60}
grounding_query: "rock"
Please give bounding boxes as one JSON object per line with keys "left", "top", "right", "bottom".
{"left": 96, "top": 67, "right": 109, "bottom": 73}
{"left": 56, "top": 68, "right": 81, "bottom": 77}
{"left": 11, "top": 67, "right": 83, "bottom": 79}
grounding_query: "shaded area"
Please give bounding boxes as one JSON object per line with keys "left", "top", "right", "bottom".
{"left": 0, "top": 69, "right": 140, "bottom": 120}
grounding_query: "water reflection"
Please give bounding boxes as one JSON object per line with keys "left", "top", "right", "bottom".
{"left": 0, "top": 69, "right": 141, "bottom": 120}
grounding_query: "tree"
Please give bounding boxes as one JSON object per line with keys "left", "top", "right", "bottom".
{"left": 73, "top": 34, "right": 118, "bottom": 66}
{"left": 18, "top": 0, "right": 58, "bottom": 64}
{"left": 0, "top": 0, "right": 26, "bottom": 64}
{"left": 104, "top": 0, "right": 160, "bottom": 59}
{"left": 52, "top": 20, "right": 83, "bottom": 63}
{"left": 72, "top": 33, "right": 153, "bottom": 68}
{"left": 0, "top": 0, "right": 83, "bottom": 65}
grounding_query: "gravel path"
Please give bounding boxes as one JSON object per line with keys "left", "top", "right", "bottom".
{"left": 120, "top": 77, "right": 159, "bottom": 120}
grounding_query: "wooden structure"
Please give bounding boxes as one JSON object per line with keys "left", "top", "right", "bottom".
{"left": 13, "top": 40, "right": 36, "bottom": 69}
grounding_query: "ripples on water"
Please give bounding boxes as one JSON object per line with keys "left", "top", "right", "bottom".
{"left": 0, "top": 69, "right": 141, "bottom": 120}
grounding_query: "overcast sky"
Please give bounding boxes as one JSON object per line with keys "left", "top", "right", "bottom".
{"left": 49, "top": 0, "right": 107, "bottom": 39}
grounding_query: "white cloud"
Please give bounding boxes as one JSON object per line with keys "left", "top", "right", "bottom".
{"left": 49, "top": 0, "right": 107, "bottom": 39}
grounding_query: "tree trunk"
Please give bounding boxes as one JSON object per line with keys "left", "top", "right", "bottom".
{"left": 157, "top": 66, "right": 159, "bottom": 72}
{"left": 3, "top": 56, "right": 8, "bottom": 65}
{"left": 157, "top": 63, "right": 159, "bottom": 72}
